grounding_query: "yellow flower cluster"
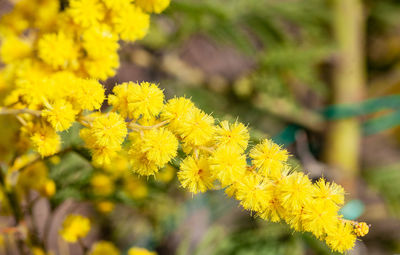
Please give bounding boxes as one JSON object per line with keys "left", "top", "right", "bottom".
{"left": 0, "top": 0, "right": 368, "bottom": 254}
{"left": 0, "top": 0, "right": 170, "bottom": 157}
{"left": 87, "top": 241, "right": 157, "bottom": 255}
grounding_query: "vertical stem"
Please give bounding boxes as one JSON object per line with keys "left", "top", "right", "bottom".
{"left": 324, "top": 0, "right": 365, "bottom": 195}
{"left": 0, "top": 168, "right": 23, "bottom": 224}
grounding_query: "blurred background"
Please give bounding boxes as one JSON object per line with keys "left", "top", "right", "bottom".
{"left": 2, "top": 0, "right": 400, "bottom": 254}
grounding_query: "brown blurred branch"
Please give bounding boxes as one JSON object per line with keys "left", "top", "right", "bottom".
{"left": 252, "top": 93, "right": 326, "bottom": 132}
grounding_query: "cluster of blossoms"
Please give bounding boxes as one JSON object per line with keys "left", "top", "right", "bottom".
{"left": 59, "top": 214, "right": 156, "bottom": 255}
{"left": 0, "top": 0, "right": 369, "bottom": 254}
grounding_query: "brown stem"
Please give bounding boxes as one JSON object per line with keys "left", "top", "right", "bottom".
{"left": 0, "top": 108, "right": 41, "bottom": 116}
{"left": 129, "top": 120, "right": 169, "bottom": 130}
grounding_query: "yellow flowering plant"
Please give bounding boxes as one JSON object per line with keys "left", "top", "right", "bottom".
{"left": 0, "top": 0, "right": 369, "bottom": 254}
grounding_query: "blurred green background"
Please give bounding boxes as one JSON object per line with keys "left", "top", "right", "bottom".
{"left": 111, "top": 0, "right": 400, "bottom": 254}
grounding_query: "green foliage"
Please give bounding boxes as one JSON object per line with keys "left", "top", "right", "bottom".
{"left": 364, "top": 164, "right": 400, "bottom": 217}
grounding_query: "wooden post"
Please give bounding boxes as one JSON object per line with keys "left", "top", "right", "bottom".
{"left": 324, "top": 0, "right": 365, "bottom": 195}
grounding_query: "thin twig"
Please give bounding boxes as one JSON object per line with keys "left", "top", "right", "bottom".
{"left": 0, "top": 108, "right": 41, "bottom": 116}
{"left": 129, "top": 120, "right": 169, "bottom": 130}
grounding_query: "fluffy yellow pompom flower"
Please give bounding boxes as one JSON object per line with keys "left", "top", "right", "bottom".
{"left": 210, "top": 147, "right": 246, "bottom": 187}
{"left": 74, "top": 79, "right": 105, "bottom": 110}
{"left": 42, "top": 100, "right": 76, "bottom": 132}
{"left": 160, "top": 97, "right": 195, "bottom": 131}
{"left": 215, "top": 120, "right": 249, "bottom": 152}
{"left": 325, "top": 222, "right": 356, "bottom": 253}
{"left": 129, "top": 149, "right": 159, "bottom": 176}
{"left": 91, "top": 173, "right": 115, "bottom": 196}
{"left": 0, "top": 36, "right": 31, "bottom": 64}
{"left": 30, "top": 124, "right": 61, "bottom": 157}
{"left": 135, "top": 0, "right": 170, "bottom": 14}
{"left": 279, "top": 172, "right": 313, "bottom": 212}
{"left": 301, "top": 200, "right": 338, "bottom": 238}
{"left": 102, "top": 0, "right": 132, "bottom": 11}
{"left": 38, "top": 32, "right": 78, "bottom": 69}
{"left": 91, "top": 112, "right": 127, "bottom": 148}
{"left": 83, "top": 25, "right": 119, "bottom": 59}
{"left": 140, "top": 128, "right": 178, "bottom": 167}
{"left": 59, "top": 214, "right": 90, "bottom": 243}
{"left": 80, "top": 128, "right": 120, "bottom": 166}
{"left": 128, "top": 247, "right": 157, "bottom": 255}
{"left": 84, "top": 53, "right": 120, "bottom": 81}
{"left": 89, "top": 241, "right": 120, "bottom": 255}
{"left": 178, "top": 155, "right": 214, "bottom": 194}
{"left": 69, "top": 0, "right": 105, "bottom": 27}
{"left": 109, "top": 82, "right": 164, "bottom": 119}
{"left": 112, "top": 5, "right": 150, "bottom": 41}
{"left": 236, "top": 172, "right": 271, "bottom": 212}
{"left": 179, "top": 108, "right": 215, "bottom": 146}
{"left": 312, "top": 178, "right": 345, "bottom": 208}
{"left": 258, "top": 189, "right": 285, "bottom": 223}
{"left": 250, "top": 139, "right": 289, "bottom": 176}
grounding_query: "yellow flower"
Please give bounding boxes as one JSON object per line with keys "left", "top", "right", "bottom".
{"left": 69, "top": 0, "right": 105, "bottom": 27}
{"left": 215, "top": 120, "right": 249, "bottom": 152}
{"left": 102, "top": 0, "right": 132, "bottom": 11}
{"left": 59, "top": 214, "right": 90, "bottom": 243}
{"left": 80, "top": 128, "right": 120, "bottom": 166}
{"left": 129, "top": 149, "right": 159, "bottom": 176}
{"left": 74, "top": 79, "right": 105, "bottom": 111}
{"left": 92, "top": 146, "right": 119, "bottom": 166}
{"left": 236, "top": 172, "right": 271, "bottom": 212}
{"left": 278, "top": 172, "right": 313, "bottom": 212}
{"left": 160, "top": 97, "right": 195, "bottom": 131}
{"left": 0, "top": 11, "right": 29, "bottom": 36}
{"left": 179, "top": 108, "right": 215, "bottom": 146}
{"left": 0, "top": 36, "right": 31, "bottom": 64}
{"left": 91, "top": 112, "right": 127, "bottom": 148}
{"left": 139, "top": 128, "right": 178, "bottom": 167}
{"left": 96, "top": 201, "right": 115, "bottom": 214}
{"left": 112, "top": 5, "right": 150, "bottom": 41}
{"left": 249, "top": 139, "right": 288, "bottom": 177}
{"left": 325, "top": 222, "right": 356, "bottom": 253}
{"left": 178, "top": 155, "right": 214, "bottom": 194}
{"left": 33, "top": 0, "right": 59, "bottom": 31}
{"left": 210, "top": 147, "right": 246, "bottom": 187}
{"left": 128, "top": 247, "right": 157, "bottom": 255}
{"left": 301, "top": 200, "right": 338, "bottom": 238}
{"left": 135, "top": 0, "right": 170, "bottom": 14}
{"left": 32, "top": 246, "right": 54, "bottom": 255}
{"left": 83, "top": 53, "right": 120, "bottom": 81}
{"left": 30, "top": 123, "right": 61, "bottom": 157}
{"left": 123, "top": 176, "right": 148, "bottom": 199}
{"left": 39, "top": 179, "right": 56, "bottom": 197}
{"left": 312, "top": 178, "right": 345, "bottom": 208}
{"left": 109, "top": 82, "right": 164, "bottom": 119}
{"left": 83, "top": 25, "right": 119, "bottom": 59}
{"left": 156, "top": 165, "right": 175, "bottom": 183}
{"left": 257, "top": 183, "right": 285, "bottom": 223}
{"left": 42, "top": 100, "right": 76, "bottom": 132}
{"left": 88, "top": 241, "right": 120, "bottom": 255}
{"left": 17, "top": 158, "right": 48, "bottom": 191}
{"left": 38, "top": 32, "right": 78, "bottom": 69}
{"left": 91, "top": 173, "right": 115, "bottom": 196}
